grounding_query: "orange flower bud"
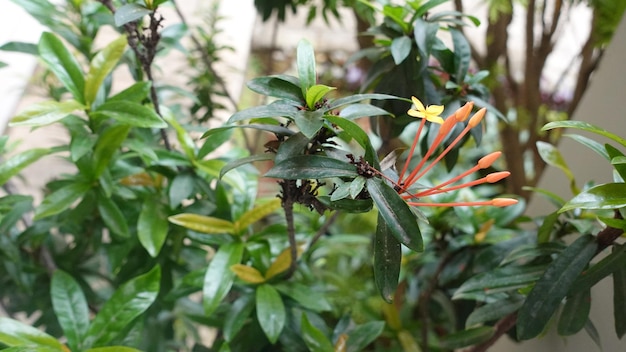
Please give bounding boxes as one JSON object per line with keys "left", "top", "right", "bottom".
{"left": 468, "top": 108, "right": 486, "bottom": 128}
{"left": 478, "top": 151, "right": 502, "bottom": 169}
{"left": 485, "top": 171, "right": 510, "bottom": 183}
{"left": 491, "top": 198, "right": 519, "bottom": 207}
{"left": 455, "top": 101, "right": 474, "bottom": 122}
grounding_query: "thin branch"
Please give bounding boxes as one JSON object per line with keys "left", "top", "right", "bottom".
{"left": 280, "top": 180, "right": 299, "bottom": 279}
{"left": 465, "top": 312, "right": 518, "bottom": 352}
{"left": 309, "top": 211, "right": 339, "bottom": 249}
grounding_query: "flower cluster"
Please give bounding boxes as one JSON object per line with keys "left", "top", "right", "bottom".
{"left": 386, "top": 97, "right": 518, "bottom": 208}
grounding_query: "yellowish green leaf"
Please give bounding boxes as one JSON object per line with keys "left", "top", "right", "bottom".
{"left": 231, "top": 264, "right": 265, "bottom": 284}
{"left": 169, "top": 213, "right": 234, "bottom": 234}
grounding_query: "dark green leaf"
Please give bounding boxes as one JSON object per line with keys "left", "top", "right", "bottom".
{"left": 317, "top": 196, "right": 373, "bottom": 213}
{"left": 438, "top": 327, "right": 494, "bottom": 350}
{"left": 537, "top": 211, "right": 560, "bottom": 243}
{"left": 500, "top": 242, "right": 565, "bottom": 265}
{"left": 10, "top": 100, "right": 84, "bottom": 127}
{"left": 274, "top": 283, "right": 332, "bottom": 312}
{"left": 390, "top": 36, "right": 412, "bottom": 64}
{"left": 84, "top": 35, "right": 127, "bottom": 106}
{"left": 569, "top": 242, "right": 626, "bottom": 294}
{"left": 223, "top": 294, "right": 255, "bottom": 342}
{"left": 373, "top": 213, "right": 401, "bottom": 303}
{"left": 38, "top": 32, "right": 85, "bottom": 103}
{"left": 275, "top": 132, "right": 310, "bottom": 164}
{"left": 169, "top": 173, "right": 195, "bottom": 208}
{"left": 222, "top": 154, "right": 274, "bottom": 179}
{"left": 92, "top": 101, "right": 166, "bottom": 128}
{"left": 466, "top": 296, "right": 524, "bottom": 328}
{"left": 328, "top": 93, "right": 403, "bottom": 110}
{"left": 301, "top": 313, "right": 333, "bottom": 352}
{"left": 204, "top": 242, "right": 245, "bottom": 315}
{"left": 264, "top": 155, "right": 358, "bottom": 179}
{"left": 296, "top": 39, "right": 316, "bottom": 97}
{"left": 247, "top": 75, "right": 302, "bottom": 102}
{"left": 338, "top": 103, "right": 392, "bottom": 120}
{"left": 453, "top": 265, "right": 547, "bottom": 299}
{"left": 198, "top": 128, "right": 234, "bottom": 159}
{"left": 325, "top": 115, "right": 380, "bottom": 168}
{"left": 585, "top": 319, "right": 602, "bottom": 350}
{"left": 201, "top": 124, "right": 293, "bottom": 140}
{"left": 84, "top": 266, "right": 160, "bottom": 348}
{"left": 517, "top": 234, "right": 597, "bottom": 340}
{"left": 0, "top": 317, "right": 64, "bottom": 349}
{"left": 0, "top": 41, "right": 38, "bottom": 55}
{"left": 294, "top": 110, "right": 324, "bottom": 138}
{"left": 256, "top": 284, "right": 285, "bottom": 344}
{"left": 606, "top": 144, "right": 626, "bottom": 181}
{"left": 346, "top": 321, "right": 385, "bottom": 352}
{"left": 366, "top": 178, "right": 423, "bottom": 252}
{"left": 114, "top": 4, "right": 152, "bottom": 27}
{"left": 34, "top": 181, "right": 91, "bottom": 220}
{"left": 51, "top": 270, "right": 89, "bottom": 352}
{"left": 558, "top": 290, "right": 590, "bottom": 336}
{"left": 97, "top": 194, "right": 130, "bottom": 240}
{"left": 613, "top": 245, "right": 626, "bottom": 338}
{"left": 0, "top": 148, "right": 53, "bottom": 187}
{"left": 92, "top": 124, "right": 131, "bottom": 179}
{"left": 560, "top": 183, "right": 626, "bottom": 212}
{"left": 543, "top": 120, "right": 626, "bottom": 149}
{"left": 227, "top": 101, "right": 299, "bottom": 123}
{"left": 451, "top": 28, "right": 470, "bottom": 81}
{"left": 138, "top": 198, "right": 168, "bottom": 257}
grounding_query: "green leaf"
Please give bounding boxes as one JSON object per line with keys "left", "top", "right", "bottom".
{"left": 274, "top": 132, "right": 310, "bottom": 165}
{"left": 560, "top": 183, "right": 626, "bottom": 213}
{"left": 198, "top": 127, "right": 234, "bottom": 159}
{"left": 0, "top": 317, "right": 65, "bottom": 349}
{"left": 346, "top": 321, "right": 385, "bottom": 352}
{"left": 92, "top": 124, "right": 131, "bottom": 179}
{"left": 584, "top": 320, "right": 602, "bottom": 350}
{"left": 558, "top": 290, "right": 591, "bottom": 336}
{"left": 247, "top": 75, "right": 303, "bottom": 102}
{"left": 138, "top": 198, "right": 169, "bottom": 257}
{"left": 327, "top": 93, "right": 404, "bottom": 110}
{"left": 451, "top": 28, "right": 471, "bottom": 81}
{"left": 220, "top": 154, "right": 274, "bottom": 179}
{"left": 305, "top": 84, "right": 336, "bottom": 110}
{"left": 325, "top": 115, "right": 380, "bottom": 168}
{"left": 564, "top": 134, "right": 609, "bottom": 160}
{"left": 543, "top": 120, "right": 626, "bottom": 149}
{"left": 367, "top": 178, "right": 423, "bottom": 252}
{"left": 294, "top": 110, "right": 324, "bottom": 138}
{"left": 34, "top": 181, "right": 91, "bottom": 220}
{"left": 390, "top": 36, "right": 412, "bottom": 64}
{"left": 296, "top": 39, "right": 316, "bottom": 97}
{"left": 0, "top": 148, "right": 53, "bottom": 187}
{"left": 500, "top": 242, "right": 565, "bottom": 265}
{"left": 300, "top": 313, "right": 334, "bottom": 352}
{"left": 10, "top": 100, "right": 85, "bottom": 127}
{"left": 203, "top": 243, "right": 245, "bottom": 315}
{"left": 97, "top": 194, "right": 130, "bottom": 239}
{"left": 114, "top": 3, "right": 152, "bottom": 27}
{"left": 169, "top": 172, "right": 195, "bottom": 208}
{"left": 223, "top": 294, "right": 255, "bottom": 342}
{"left": 537, "top": 141, "right": 578, "bottom": 194}
{"left": 108, "top": 81, "right": 151, "bottom": 103}
{"left": 235, "top": 198, "right": 281, "bottom": 232}
{"left": 606, "top": 144, "right": 626, "bottom": 181}
{"left": 453, "top": 265, "right": 547, "bottom": 299}
{"left": 84, "top": 265, "right": 161, "bottom": 348}
{"left": 517, "top": 234, "right": 598, "bottom": 340}
{"left": 84, "top": 35, "right": 127, "bottom": 106}
{"left": 256, "top": 284, "right": 286, "bottom": 344}
{"left": 264, "top": 155, "right": 358, "bottom": 179}
{"left": 92, "top": 101, "right": 166, "bottom": 128}
{"left": 338, "top": 103, "right": 392, "bottom": 120}
{"left": 466, "top": 296, "right": 524, "bottom": 328}
{"left": 537, "top": 211, "right": 560, "bottom": 243}
{"left": 274, "top": 283, "right": 332, "bottom": 312}
{"left": 162, "top": 107, "right": 196, "bottom": 159}
{"left": 51, "top": 270, "right": 89, "bottom": 352}
{"left": 0, "top": 347, "right": 63, "bottom": 352}
{"left": 438, "top": 327, "right": 495, "bottom": 350}
{"left": 373, "top": 213, "right": 401, "bottom": 303}
{"left": 317, "top": 196, "right": 373, "bottom": 213}
{"left": 38, "top": 32, "right": 85, "bottom": 103}
{"left": 227, "top": 101, "right": 299, "bottom": 124}
{"left": 169, "top": 213, "right": 234, "bottom": 234}
{"left": 0, "top": 41, "right": 38, "bottom": 55}
{"left": 568, "top": 242, "right": 626, "bottom": 294}
{"left": 86, "top": 347, "right": 142, "bottom": 352}
{"left": 613, "top": 245, "right": 626, "bottom": 338}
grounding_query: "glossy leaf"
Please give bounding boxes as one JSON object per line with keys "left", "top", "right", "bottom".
{"left": 558, "top": 290, "right": 591, "bottom": 335}
{"left": 560, "top": 183, "right": 626, "bottom": 213}
{"left": 438, "top": 327, "right": 494, "bottom": 350}
{"left": 543, "top": 120, "right": 626, "bottom": 148}
{"left": 114, "top": 4, "right": 152, "bottom": 26}
{"left": 0, "top": 317, "right": 64, "bottom": 349}
{"left": 227, "top": 101, "right": 299, "bottom": 123}
{"left": 256, "top": 284, "right": 286, "bottom": 344}
{"left": 301, "top": 313, "right": 334, "bottom": 352}
{"left": 231, "top": 264, "right": 266, "bottom": 284}
{"left": 84, "top": 35, "right": 127, "bottom": 106}
{"left": 367, "top": 178, "right": 423, "bottom": 252}
{"left": 451, "top": 28, "right": 470, "bottom": 81}
{"left": 296, "top": 39, "right": 316, "bottom": 97}
{"left": 34, "top": 181, "right": 91, "bottom": 220}
{"left": 565, "top": 134, "right": 609, "bottom": 160}
{"left": 338, "top": 103, "right": 392, "bottom": 120}
{"left": 203, "top": 243, "right": 245, "bottom": 315}
{"left": 613, "top": 244, "right": 626, "bottom": 338}
{"left": 346, "top": 321, "right": 385, "bottom": 352}
{"left": 373, "top": 213, "right": 401, "bottom": 303}
{"left": 38, "top": 32, "right": 85, "bottom": 103}
{"left": 537, "top": 141, "right": 578, "bottom": 194}
{"left": 235, "top": 198, "right": 281, "bottom": 233}
{"left": 92, "top": 124, "right": 131, "bottom": 178}
{"left": 223, "top": 294, "right": 255, "bottom": 342}
{"left": 294, "top": 110, "right": 324, "bottom": 138}
{"left": 84, "top": 265, "right": 161, "bottom": 348}
{"left": 606, "top": 144, "right": 626, "bottom": 181}
{"left": 390, "top": 36, "right": 412, "bottom": 64}
{"left": 108, "top": 81, "right": 151, "bottom": 103}
{"left": 51, "top": 270, "right": 89, "bottom": 352}
{"left": 305, "top": 84, "right": 335, "bottom": 110}
{"left": 92, "top": 101, "right": 166, "bottom": 128}
{"left": 265, "top": 155, "right": 358, "bottom": 179}
{"left": 0, "top": 148, "right": 53, "bottom": 187}
{"left": 325, "top": 115, "right": 380, "bottom": 168}
{"left": 274, "top": 132, "right": 309, "bottom": 164}
{"left": 10, "top": 100, "right": 84, "bottom": 127}
{"left": 247, "top": 75, "right": 303, "bottom": 102}
{"left": 97, "top": 195, "right": 130, "bottom": 239}
{"left": 273, "top": 283, "right": 332, "bottom": 312}
{"left": 465, "top": 296, "right": 524, "bottom": 328}
{"left": 138, "top": 198, "right": 169, "bottom": 257}
{"left": 169, "top": 213, "right": 234, "bottom": 234}
{"left": 317, "top": 196, "right": 373, "bottom": 213}
{"left": 265, "top": 246, "right": 302, "bottom": 280}
{"left": 517, "top": 234, "right": 598, "bottom": 340}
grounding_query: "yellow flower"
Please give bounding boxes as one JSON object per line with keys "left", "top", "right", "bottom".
{"left": 407, "top": 96, "right": 444, "bottom": 124}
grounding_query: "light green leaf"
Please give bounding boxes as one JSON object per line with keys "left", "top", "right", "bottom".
{"left": 162, "top": 107, "right": 196, "bottom": 160}
{"left": 0, "top": 148, "right": 54, "bottom": 187}
{"left": 10, "top": 100, "right": 84, "bottom": 127}
{"left": 256, "top": 284, "right": 286, "bottom": 344}
{"left": 346, "top": 321, "right": 385, "bottom": 352}
{"left": 235, "top": 198, "right": 281, "bottom": 232}
{"left": 300, "top": 313, "right": 333, "bottom": 352}
{"left": 86, "top": 347, "right": 142, "bottom": 352}
{"left": 114, "top": 3, "right": 152, "bottom": 27}
{"left": 34, "top": 181, "right": 91, "bottom": 220}
{"left": 203, "top": 243, "right": 245, "bottom": 315}
{"left": 51, "top": 270, "right": 89, "bottom": 352}
{"left": 274, "top": 283, "right": 332, "bottom": 312}
{"left": 296, "top": 39, "right": 316, "bottom": 97}
{"left": 92, "top": 101, "right": 166, "bottom": 128}
{"left": 305, "top": 84, "right": 335, "bottom": 110}
{"left": 560, "top": 183, "right": 626, "bottom": 213}
{"left": 265, "top": 155, "right": 358, "bottom": 179}
{"left": 84, "top": 35, "right": 127, "bottom": 106}
{"left": 517, "top": 234, "right": 598, "bottom": 340}
{"left": 97, "top": 194, "right": 130, "bottom": 240}
{"left": 219, "top": 154, "right": 274, "bottom": 179}
{"left": 92, "top": 124, "right": 131, "bottom": 179}
{"left": 390, "top": 36, "right": 411, "bottom": 64}
{"left": 223, "top": 294, "right": 255, "bottom": 342}
{"left": 138, "top": 198, "right": 169, "bottom": 257}
{"left": 169, "top": 213, "right": 234, "bottom": 234}
{"left": 84, "top": 266, "right": 161, "bottom": 348}
{"left": 0, "top": 317, "right": 65, "bottom": 349}
{"left": 38, "top": 32, "right": 85, "bottom": 103}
